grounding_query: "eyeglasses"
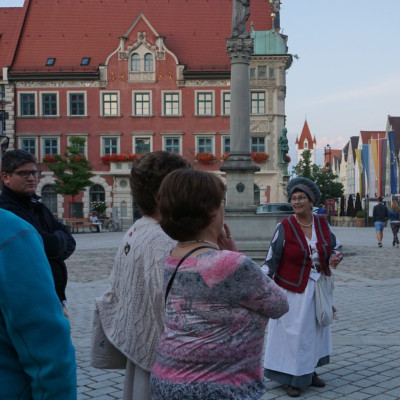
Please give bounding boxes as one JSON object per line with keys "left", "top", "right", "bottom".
{"left": 12, "top": 170, "right": 42, "bottom": 178}
{"left": 0, "top": 135, "right": 9, "bottom": 154}
{"left": 291, "top": 196, "right": 309, "bottom": 203}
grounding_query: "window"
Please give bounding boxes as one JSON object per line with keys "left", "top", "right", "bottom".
{"left": 163, "top": 137, "right": 181, "bottom": 154}
{"left": 20, "top": 138, "right": 36, "bottom": 155}
{"left": 222, "top": 92, "right": 230, "bottom": 115}
{"left": 0, "top": 85, "right": 5, "bottom": 132}
{"left": 68, "top": 92, "right": 86, "bottom": 116}
{"left": 222, "top": 137, "right": 231, "bottom": 154}
{"left": 144, "top": 53, "right": 154, "bottom": 71}
{"left": 81, "top": 57, "right": 91, "bottom": 66}
{"left": 68, "top": 136, "right": 86, "bottom": 156}
{"left": 304, "top": 140, "right": 308, "bottom": 149}
{"left": 41, "top": 93, "right": 58, "bottom": 116}
{"left": 258, "top": 66, "right": 267, "bottom": 79}
{"left": 102, "top": 137, "right": 118, "bottom": 155}
{"left": 46, "top": 58, "right": 56, "bottom": 66}
{"left": 20, "top": 93, "right": 36, "bottom": 116}
{"left": 251, "top": 137, "right": 265, "bottom": 153}
{"left": 134, "top": 137, "right": 151, "bottom": 154}
{"left": 197, "top": 137, "right": 213, "bottom": 153}
{"left": 250, "top": 68, "right": 256, "bottom": 79}
{"left": 254, "top": 184, "right": 260, "bottom": 206}
{"left": 130, "top": 53, "right": 140, "bottom": 72}
{"left": 41, "top": 185, "right": 58, "bottom": 213}
{"left": 196, "top": 92, "right": 213, "bottom": 116}
{"left": 251, "top": 91, "right": 266, "bottom": 114}
{"left": 163, "top": 92, "right": 180, "bottom": 116}
{"left": 89, "top": 185, "right": 105, "bottom": 205}
{"left": 42, "top": 138, "right": 59, "bottom": 156}
{"left": 102, "top": 92, "right": 119, "bottom": 116}
{"left": 133, "top": 92, "right": 151, "bottom": 116}
{"left": 269, "top": 68, "right": 275, "bottom": 78}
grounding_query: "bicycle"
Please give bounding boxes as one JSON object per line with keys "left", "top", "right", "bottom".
{"left": 89, "top": 218, "right": 120, "bottom": 232}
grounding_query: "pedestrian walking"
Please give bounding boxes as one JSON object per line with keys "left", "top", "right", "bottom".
{"left": 388, "top": 200, "right": 400, "bottom": 247}
{"left": 373, "top": 197, "right": 388, "bottom": 247}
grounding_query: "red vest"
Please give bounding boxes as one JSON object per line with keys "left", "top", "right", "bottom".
{"left": 274, "top": 214, "right": 332, "bottom": 293}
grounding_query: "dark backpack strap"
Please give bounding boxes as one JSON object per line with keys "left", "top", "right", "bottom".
{"left": 165, "top": 246, "right": 215, "bottom": 304}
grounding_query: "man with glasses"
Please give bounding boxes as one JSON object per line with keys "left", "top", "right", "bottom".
{"left": 0, "top": 137, "right": 76, "bottom": 398}
{"left": 0, "top": 149, "right": 76, "bottom": 316}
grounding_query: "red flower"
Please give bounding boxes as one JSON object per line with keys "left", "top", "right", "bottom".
{"left": 220, "top": 153, "right": 230, "bottom": 162}
{"left": 284, "top": 155, "right": 291, "bottom": 163}
{"left": 194, "top": 152, "right": 216, "bottom": 164}
{"left": 251, "top": 152, "right": 269, "bottom": 163}
{"left": 100, "top": 154, "right": 139, "bottom": 163}
{"left": 42, "top": 155, "right": 58, "bottom": 163}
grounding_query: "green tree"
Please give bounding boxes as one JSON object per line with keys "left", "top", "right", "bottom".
{"left": 314, "top": 168, "right": 344, "bottom": 203}
{"left": 44, "top": 137, "right": 94, "bottom": 214}
{"left": 292, "top": 149, "right": 319, "bottom": 180}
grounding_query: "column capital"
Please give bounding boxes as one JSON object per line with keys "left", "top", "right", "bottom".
{"left": 226, "top": 37, "right": 254, "bottom": 63}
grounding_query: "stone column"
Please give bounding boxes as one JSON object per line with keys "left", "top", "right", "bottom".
{"left": 221, "top": 37, "right": 259, "bottom": 213}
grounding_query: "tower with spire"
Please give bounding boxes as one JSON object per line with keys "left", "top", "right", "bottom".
{"left": 295, "top": 120, "right": 317, "bottom": 164}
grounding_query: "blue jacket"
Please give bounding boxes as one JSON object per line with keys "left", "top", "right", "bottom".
{"left": 0, "top": 209, "right": 77, "bottom": 399}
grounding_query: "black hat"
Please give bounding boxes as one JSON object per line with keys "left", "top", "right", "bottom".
{"left": 287, "top": 177, "right": 321, "bottom": 206}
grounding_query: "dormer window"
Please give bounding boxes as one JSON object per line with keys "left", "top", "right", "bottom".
{"left": 81, "top": 57, "right": 91, "bottom": 66}
{"left": 128, "top": 50, "right": 155, "bottom": 83}
{"left": 131, "top": 54, "right": 140, "bottom": 71}
{"left": 46, "top": 58, "right": 56, "bottom": 66}
{"left": 144, "top": 53, "right": 153, "bottom": 71}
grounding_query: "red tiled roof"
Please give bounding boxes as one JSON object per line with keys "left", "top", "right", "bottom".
{"left": 9, "top": 0, "right": 273, "bottom": 74}
{"left": 359, "top": 131, "right": 385, "bottom": 145}
{"left": 0, "top": 6, "right": 26, "bottom": 77}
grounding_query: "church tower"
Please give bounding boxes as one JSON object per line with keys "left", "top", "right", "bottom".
{"left": 295, "top": 120, "right": 317, "bottom": 164}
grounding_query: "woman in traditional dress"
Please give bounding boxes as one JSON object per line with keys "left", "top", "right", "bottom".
{"left": 262, "top": 177, "right": 343, "bottom": 398}
{"left": 150, "top": 169, "right": 289, "bottom": 400}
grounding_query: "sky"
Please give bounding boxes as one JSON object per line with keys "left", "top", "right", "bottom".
{"left": 2, "top": 0, "right": 400, "bottom": 166}
{"left": 281, "top": 0, "right": 400, "bottom": 165}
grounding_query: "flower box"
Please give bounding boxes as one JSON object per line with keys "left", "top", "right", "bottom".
{"left": 42, "top": 155, "right": 58, "bottom": 163}
{"left": 194, "top": 152, "right": 216, "bottom": 164}
{"left": 220, "top": 153, "right": 230, "bottom": 163}
{"left": 251, "top": 152, "right": 269, "bottom": 163}
{"left": 100, "top": 154, "right": 139, "bottom": 163}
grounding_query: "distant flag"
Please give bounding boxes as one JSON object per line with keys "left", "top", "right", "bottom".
{"left": 388, "top": 131, "right": 397, "bottom": 194}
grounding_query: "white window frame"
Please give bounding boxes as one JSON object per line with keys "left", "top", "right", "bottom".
{"left": 221, "top": 91, "right": 230, "bottom": 116}
{"left": 132, "top": 91, "right": 152, "bottom": 116}
{"left": 19, "top": 137, "right": 38, "bottom": 158}
{"left": 194, "top": 133, "right": 215, "bottom": 154}
{"left": 132, "top": 135, "right": 153, "bottom": 154}
{"left": 101, "top": 136, "right": 120, "bottom": 156}
{"left": 19, "top": 91, "right": 37, "bottom": 117}
{"left": 66, "top": 134, "right": 88, "bottom": 157}
{"left": 221, "top": 135, "right": 230, "bottom": 154}
{"left": 67, "top": 91, "right": 87, "bottom": 117}
{"left": 162, "top": 91, "right": 182, "bottom": 116}
{"left": 100, "top": 91, "right": 120, "bottom": 117}
{"left": 160, "top": 132, "right": 183, "bottom": 154}
{"left": 40, "top": 91, "right": 59, "bottom": 117}
{"left": 41, "top": 137, "right": 60, "bottom": 160}
{"left": 195, "top": 90, "right": 215, "bottom": 116}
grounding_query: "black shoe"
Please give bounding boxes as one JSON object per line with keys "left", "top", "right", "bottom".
{"left": 287, "top": 386, "right": 301, "bottom": 397}
{"left": 378, "top": 242, "right": 382, "bottom": 247}
{"left": 311, "top": 372, "right": 325, "bottom": 387}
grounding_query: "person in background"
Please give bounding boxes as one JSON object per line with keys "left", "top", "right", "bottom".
{"left": 0, "top": 149, "right": 76, "bottom": 317}
{"left": 262, "top": 177, "right": 342, "bottom": 398}
{"left": 388, "top": 200, "right": 400, "bottom": 248}
{"left": 317, "top": 204, "right": 326, "bottom": 215}
{"left": 150, "top": 169, "right": 289, "bottom": 400}
{"left": 0, "top": 135, "right": 77, "bottom": 399}
{"left": 373, "top": 196, "right": 388, "bottom": 248}
{"left": 95, "top": 151, "right": 191, "bottom": 400}
{"left": 90, "top": 211, "right": 102, "bottom": 232}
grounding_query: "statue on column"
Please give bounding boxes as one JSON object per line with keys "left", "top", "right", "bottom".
{"left": 278, "top": 127, "right": 289, "bottom": 163}
{"left": 232, "top": 0, "right": 250, "bottom": 38}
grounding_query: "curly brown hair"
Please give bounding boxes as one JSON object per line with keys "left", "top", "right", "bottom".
{"left": 158, "top": 169, "right": 225, "bottom": 241}
{"left": 129, "top": 151, "right": 191, "bottom": 216}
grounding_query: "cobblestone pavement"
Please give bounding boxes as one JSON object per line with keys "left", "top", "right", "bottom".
{"left": 67, "top": 227, "right": 400, "bottom": 399}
